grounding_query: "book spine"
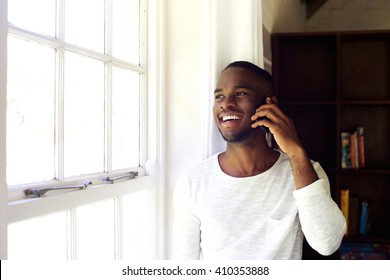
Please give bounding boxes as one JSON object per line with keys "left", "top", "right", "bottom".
{"left": 350, "top": 131, "right": 359, "bottom": 169}
{"left": 341, "top": 132, "right": 351, "bottom": 169}
{"left": 354, "top": 131, "right": 359, "bottom": 168}
{"left": 340, "top": 188, "right": 350, "bottom": 235}
{"left": 359, "top": 200, "right": 369, "bottom": 235}
{"left": 357, "top": 126, "right": 366, "bottom": 168}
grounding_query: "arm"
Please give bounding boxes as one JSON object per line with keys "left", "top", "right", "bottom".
{"left": 288, "top": 147, "right": 319, "bottom": 189}
{"left": 293, "top": 163, "right": 346, "bottom": 255}
{"left": 252, "top": 97, "right": 346, "bottom": 254}
{"left": 251, "top": 97, "right": 318, "bottom": 189}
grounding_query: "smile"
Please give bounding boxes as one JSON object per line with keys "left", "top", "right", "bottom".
{"left": 222, "top": 115, "right": 241, "bottom": 122}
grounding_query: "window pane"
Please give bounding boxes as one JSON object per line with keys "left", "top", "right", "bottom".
{"left": 122, "top": 187, "right": 151, "bottom": 260}
{"left": 112, "top": 0, "right": 140, "bottom": 63}
{"left": 64, "top": 52, "right": 105, "bottom": 177}
{"left": 8, "top": 0, "right": 56, "bottom": 37}
{"left": 8, "top": 212, "right": 68, "bottom": 260}
{"left": 65, "top": 0, "right": 105, "bottom": 52}
{"left": 76, "top": 200, "right": 115, "bottom": 260}
{"left": 6, "top": 36, "right": 55, "bottom": 185}
{"left": 112, "top": 67, "right": 140, "bottom": 170}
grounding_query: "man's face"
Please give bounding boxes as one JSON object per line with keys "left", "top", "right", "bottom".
{"left": 213, "top": 67, "right": 269, "bottom": 143}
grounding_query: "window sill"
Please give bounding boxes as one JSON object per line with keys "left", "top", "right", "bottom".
{"left": 8, "top": 174, "right": 155, "bottom": 224}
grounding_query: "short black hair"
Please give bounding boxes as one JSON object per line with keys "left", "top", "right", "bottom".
{"left": 223, "top": 61, "right": 274, "bottom": 95}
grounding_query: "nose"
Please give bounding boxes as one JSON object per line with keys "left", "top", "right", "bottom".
{"left": 219, "top": 95, "right": 236, "bottom": 111}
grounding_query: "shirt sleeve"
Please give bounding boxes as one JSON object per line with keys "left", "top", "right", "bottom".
{"left": 293, "top": 162, "right": 347, "bottom": 256}
{"left": 171, "top": 175, "right": 201, "bottom": 260}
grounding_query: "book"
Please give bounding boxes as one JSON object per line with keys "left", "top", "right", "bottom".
{"left": 340, "top": 127, "right": 366, "bottom": 170}
{"left": 359, "top": 200, "right": 371, "bottom": 235}
{"left": 341, "top": 132, "right": 351, "bottom": 169}
{"left": 357, "top": 126, "right": 366, "bottom": 168}
{"left": 350, "top": 131, "right": 359, "bottom": 169}
{"left": 340, "top": 188, "right": 350, "bottom": 235}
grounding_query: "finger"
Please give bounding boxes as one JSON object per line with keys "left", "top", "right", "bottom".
{"left": 254, "top": 97, "right": 272, "bottom": 114}
{"left": 266, "top": 96, "right": 273, "bottom": 104}
{"left": 251, "top": 106, "right": 282, "bottom": 123}
{"left": 251, "top": 116, "right": 271, "bottom": 129}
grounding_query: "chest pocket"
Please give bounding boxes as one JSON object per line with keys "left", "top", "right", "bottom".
{"left": 266, "top": 213, "right": 298, "bottom": 250}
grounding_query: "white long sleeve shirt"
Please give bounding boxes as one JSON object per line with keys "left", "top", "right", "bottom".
{"left": 173, "top": 151, "right": 346, "bottom": 260}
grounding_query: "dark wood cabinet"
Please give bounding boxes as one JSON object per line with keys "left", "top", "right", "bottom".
{"left": 272, "top": 30, "right": 390, "bottom": 259}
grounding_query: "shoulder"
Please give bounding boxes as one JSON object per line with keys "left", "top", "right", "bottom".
{"left": 184, "top": 153, "right": 220, "bottom": 179}
{"left": 174, "top": 153, "right": 220, "bottom": 194}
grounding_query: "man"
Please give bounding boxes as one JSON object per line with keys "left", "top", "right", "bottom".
{"left": 173, "top": 61, "right": 346, "bottom": 259}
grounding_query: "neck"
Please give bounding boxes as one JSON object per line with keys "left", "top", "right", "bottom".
{"left": 219, "top": 136, "right": 279, "bottom": 177}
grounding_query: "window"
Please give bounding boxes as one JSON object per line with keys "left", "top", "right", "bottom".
{"left": 4, "top": 0, "right": 164, "bottom": 260}
{"left": 7, "top": 0, "right": 143, "bottom": 187}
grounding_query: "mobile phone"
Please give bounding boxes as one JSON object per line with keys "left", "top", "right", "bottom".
{"left": 255, "top": 97, "right": 271, "bottom": 133}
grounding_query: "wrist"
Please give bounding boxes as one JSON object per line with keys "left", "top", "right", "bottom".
{"left": 286, "top": 144, "right": 307, "bottom": 161}
{"left": 288, "top": 146, "right": 319, "bottom": 189}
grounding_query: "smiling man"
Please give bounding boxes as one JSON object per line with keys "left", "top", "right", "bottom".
{"left": 173, "top": 61, "right": 346, "bottom": 260}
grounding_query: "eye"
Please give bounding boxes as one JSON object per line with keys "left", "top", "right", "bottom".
{"left": 235, "top": 91, "right": 248, "bottom": 96}
{"left": 214, "top": 94, "right": 224, "bottom": 100}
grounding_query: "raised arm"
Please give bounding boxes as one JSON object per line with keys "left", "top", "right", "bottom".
{"left": 251, "top": 97, "right": 318, "bottom": 189}
{"left": 251, "top": 97, "right": 346, "bottom": 254}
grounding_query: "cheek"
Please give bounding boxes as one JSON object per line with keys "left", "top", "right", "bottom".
{"left": 212, "top": 106, "right": 219, "bottom": 122}
{"left": 212, "top": 102, "right": 220, "bottom": 115}
{"left": 240, "top": 101, "right": 257, "bottom": 115}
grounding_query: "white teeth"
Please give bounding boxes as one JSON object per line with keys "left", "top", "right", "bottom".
{"left": 222, "top": 115, "right": 241, "bottom": 122}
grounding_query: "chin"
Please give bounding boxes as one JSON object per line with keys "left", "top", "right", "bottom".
{"left": 219, "top": 128, "right": 254, "bottom": 143}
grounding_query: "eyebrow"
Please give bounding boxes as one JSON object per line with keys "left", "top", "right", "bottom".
{"left": 214, "top": 85, "right": 254, "bottom": 94}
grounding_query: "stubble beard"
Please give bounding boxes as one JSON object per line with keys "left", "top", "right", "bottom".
{"left": 218, "top": 125, "right": 255, "bottom": 143}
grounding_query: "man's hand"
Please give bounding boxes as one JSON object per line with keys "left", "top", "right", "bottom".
{"left": 251, "top": 97, "right": 318, "bottom": 189}
{"left": 250, "top": 97, "right": 302, "bottom": 156}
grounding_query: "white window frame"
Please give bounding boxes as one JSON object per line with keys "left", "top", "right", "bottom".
{"left": 0, "top": 0, "right": 166, "bottom": 260}
{"left": 0, "top": 0, "right": 8, "bottom": 261}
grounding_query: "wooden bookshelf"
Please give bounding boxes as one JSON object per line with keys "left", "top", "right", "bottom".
{"left": 272, "top": 30, "right": 390, "bottom": 259}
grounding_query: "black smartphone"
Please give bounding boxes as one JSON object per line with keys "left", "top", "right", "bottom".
{"left": 255, "top": 97, "right": 271, "bottom": 133}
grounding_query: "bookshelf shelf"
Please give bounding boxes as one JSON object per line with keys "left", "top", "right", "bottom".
{"left": 339, "top": 100, "right": 390, "bottom": 105}
{"left": 280, "top": 101, "right": 337, "bottom": 106}
{"left": 339, "top": 169, "right": 390, "bottom": 175}
{"left": 272, "top": 30, "right": 390, "bottom": 260}
{"left": 344, "top": 234, "right": 390, "bottom": 244}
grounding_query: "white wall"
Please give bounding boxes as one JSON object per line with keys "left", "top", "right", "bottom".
{"left": 308, "top": 0, "right": 390, "bottom": 31}
{"left": 262, "top": 0, "right": 307, "bottom": 33}
{"left": 164, "top": 0, "right": 204, "bottom": 259}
